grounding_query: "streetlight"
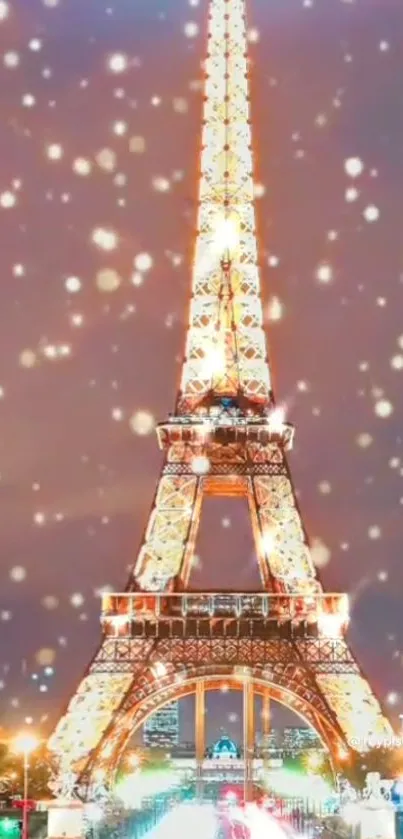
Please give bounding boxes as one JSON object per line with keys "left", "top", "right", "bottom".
{"left": 12, "top": 733, "right": 39, "bottom": 839}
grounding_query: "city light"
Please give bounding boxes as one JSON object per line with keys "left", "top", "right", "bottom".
{"left": 127, "top": 751, "right": 142, "bottom": 770}
{"left": 0, "top": 820, "right": 20, "bottom": 838}
{"left": 152, "top": 662, "right": 167, "bottom": 679}
{"left": 141, "top": 803, "right": 219, "bottom": 839}
{"left": 262, "top": 767, "right": 332, "bottom": 803}
{"left": 241, "top": 805, "right": 292, "bottom": 839}
{"left": 12, "top": 733, "right": 39, "bottom": 756}
{"left": 267, "top": 406, "right": 286, "bottom": 433}
{"left": 318, "top": 612, "right": 347, "bottom": 638}
{"left": 261, "top": 529, "right": 276, "bottom": 555}
{"left": 304, "top": 750, "right": 325, "bottom": 773}
{"left": 201, "top": 345, "right": 226, "bottom": 379}
{"left": 213, "top": 214, "right": 239, "bottom": 254}
{"left": 11, "top": 732, "right": 39, "bottom": 839}
{"left": 115, "top": 767, "right": 180, "bottom": 809}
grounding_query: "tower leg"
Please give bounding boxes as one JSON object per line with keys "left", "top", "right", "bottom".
{"left": 243, "top": 679, "right": 254, "bottom": 804}
{"left": 262, "top": 691, "right": 271, "bottom": 770}
{"left": 195, "top": 681, "right": 205, "bottom": 801}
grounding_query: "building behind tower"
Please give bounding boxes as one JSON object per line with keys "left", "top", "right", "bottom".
{"left": 143, "top": 701, "right": 179, "bottom": 749}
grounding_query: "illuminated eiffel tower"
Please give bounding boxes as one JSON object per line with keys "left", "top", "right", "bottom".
{"left": 48, "top": 0, "right": 393, "bottom": 804}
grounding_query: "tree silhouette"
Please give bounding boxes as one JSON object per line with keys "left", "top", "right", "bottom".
{"left": 341, "top": 747, "right": 403, "bottom": 790}
{"left": 0, "top": 744, "right": 56, "bottom": 801}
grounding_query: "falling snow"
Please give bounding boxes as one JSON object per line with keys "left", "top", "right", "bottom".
{"left": 129, "top": 410, "right": 155, "bottom": 436}
{"left": 344, "top": 157, "right": 364, "bottom": 178}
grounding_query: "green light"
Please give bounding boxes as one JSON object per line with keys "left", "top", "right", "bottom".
{"left": 0, "top": 818, "right": 21, "bottom": 837}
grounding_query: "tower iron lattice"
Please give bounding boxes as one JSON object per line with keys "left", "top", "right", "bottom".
{"left": 48, "top": 0, "right": 393, "bottom": 800}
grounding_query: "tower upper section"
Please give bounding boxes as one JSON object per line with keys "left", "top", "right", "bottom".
{"left": 177, "top": 0, "right": 272, "bottom": 416}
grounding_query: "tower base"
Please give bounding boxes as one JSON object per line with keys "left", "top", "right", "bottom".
{"left": 48, "top": 591, "right": 393, "bottom": 797}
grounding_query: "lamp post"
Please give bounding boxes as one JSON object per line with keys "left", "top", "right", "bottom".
{"left": 12, "top": 733, "right": 39, "bottom": 839}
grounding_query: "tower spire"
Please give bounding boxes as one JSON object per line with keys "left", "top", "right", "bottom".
{"left": 178, "top": 0, "right": 271, "bottom": 414}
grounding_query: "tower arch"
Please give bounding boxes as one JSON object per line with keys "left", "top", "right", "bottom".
{"left": 85, "top": 667, "right": 344, "bottom": 791}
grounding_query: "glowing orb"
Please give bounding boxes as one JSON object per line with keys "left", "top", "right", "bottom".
{"left": 129, "top": 410, "right": 155, "bottom": 436}
{"left": 10, "top": 566, "right": 26, "bottom": 582}
{"left": 96, "top": 268, "right": 121, "bottom": 292}
{"left": 344, "top": 157, "right": 364, "bottom": 178}
{"left": 35, "top": 647, "right": 56, "bottom": 666}
{"left": 191, "top": 455, "right": 210, "bottom": 475}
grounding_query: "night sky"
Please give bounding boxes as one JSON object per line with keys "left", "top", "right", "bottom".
{"left": 0, "top": 0, "right": 403, "bottom": 746}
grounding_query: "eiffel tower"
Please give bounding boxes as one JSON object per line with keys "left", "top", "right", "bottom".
{"left": 48, "top": 0, "right": 393, "bottom": 802}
